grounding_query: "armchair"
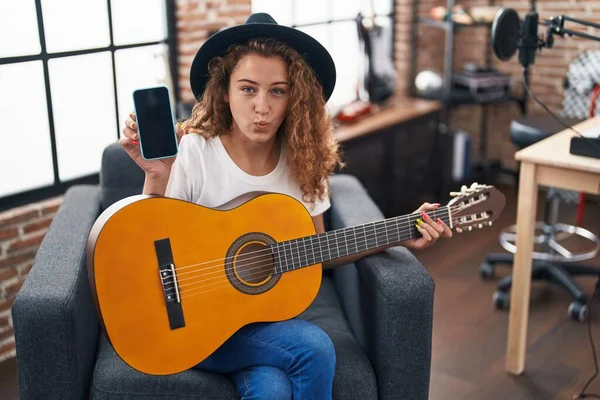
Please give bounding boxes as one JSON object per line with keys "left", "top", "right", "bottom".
{"left": 12, "top": 143, "right": 434, "bottom": 399}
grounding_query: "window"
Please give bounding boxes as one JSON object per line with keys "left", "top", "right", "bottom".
{"left": 0, "top": 0, "right": 176, "bottom": 210}
{"left": 251, "top": 0, "right": 395, "bottom": 114}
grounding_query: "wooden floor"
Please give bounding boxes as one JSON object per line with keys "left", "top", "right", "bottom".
{"left": 0, "top": 185, "right": 599, "bottom": 399}
{"left": 417, "top": 184, "right": 600, "bottom": 400}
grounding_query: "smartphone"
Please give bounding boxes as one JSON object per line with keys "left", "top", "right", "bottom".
{"left": 132, "top": 86, "right": 178, "bottom": 160}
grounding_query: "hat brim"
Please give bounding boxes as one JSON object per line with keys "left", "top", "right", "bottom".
{"left": 189, "top": 23, "right": 336, "bottom": 102}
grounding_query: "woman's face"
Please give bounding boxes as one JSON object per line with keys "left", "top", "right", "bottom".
{"left": 226, "top": 54, "right": 290, "bottom": 144}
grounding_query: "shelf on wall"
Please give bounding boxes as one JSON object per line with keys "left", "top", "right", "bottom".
{"left": 418, "top": 17, "right": 493, "bottom": 31}
{"left": 416, "top": 86, "right": 525, "bottom": 108}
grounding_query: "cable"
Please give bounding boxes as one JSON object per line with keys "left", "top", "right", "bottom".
{"left": 522, "top": 67, "right": 600, "bottom": 159}
{"left": 574, "top": 275, "right": 600, "bottom": 399}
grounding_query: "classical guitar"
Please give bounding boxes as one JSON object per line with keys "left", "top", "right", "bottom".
{"left": 87, "top": 183, "right": 505, "bottom": 375}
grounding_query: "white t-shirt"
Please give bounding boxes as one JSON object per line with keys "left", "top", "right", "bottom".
{"left": 164, "top": 133, "right": 331, "bottom": 217}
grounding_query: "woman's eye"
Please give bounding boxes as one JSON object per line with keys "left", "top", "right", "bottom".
{"left": 242, "top": 87, "right": 255, "bottom": 93}
{"left": 272, "top": 88, "right": 285, "bottom": 95}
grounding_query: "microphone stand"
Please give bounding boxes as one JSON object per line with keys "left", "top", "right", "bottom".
{"left": 541, "top": 15, "right": 600, "bottom": 48}
{"left": 519, "top": 14, "right": 600, "bottom": 114}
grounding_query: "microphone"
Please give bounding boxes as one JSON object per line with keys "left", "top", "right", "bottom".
{"left": 491, "top": 8, "right": 542, "bottom": 68}
{"left": 492, "top": 8, "right": 600, "bottom": 67}
{"left": 519, "top": 11, "right": 540, "bottom": 68}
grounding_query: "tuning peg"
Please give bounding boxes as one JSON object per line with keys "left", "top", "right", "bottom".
{"left": 488, "top": 221, "right": 493, "bottom": 226}
{"left": 461, "top": 185, "right": 468, "bottom": 192}
{"left": 449, "top": 191, "right": 461, "bottom": 197}
{"left": 467, "top": 226, "right": 473, "bottom": 231}
{"left": 477, "top": 223, "right": 483, "bottom": 229}
{"left": 470, "top": 182, "right": 479, "bottom": 189}
{"left": 456, "top": 227, "right": 463, "bottom": 233}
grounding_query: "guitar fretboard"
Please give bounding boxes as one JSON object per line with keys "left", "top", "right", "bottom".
{"left": 270, "top": 207, "right": 450, "bottom": 273}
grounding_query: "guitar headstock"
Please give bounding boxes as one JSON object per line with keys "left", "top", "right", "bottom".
{"left": 447, "top": 183, "right": 506, "bottom": 233}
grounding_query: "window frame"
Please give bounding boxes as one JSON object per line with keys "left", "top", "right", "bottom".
{"left": 0, "top": 0, "right": 178, "bottom": 212}
{"left": 287, "top": 1, "right": 397, "bottom": 112}
{"left": 1, "top": 0, "right": 396, "bottom": 212}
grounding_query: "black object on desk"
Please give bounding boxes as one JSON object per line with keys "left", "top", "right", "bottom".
{"left": 570, "top": 137, "right": 600, "bottom": 159}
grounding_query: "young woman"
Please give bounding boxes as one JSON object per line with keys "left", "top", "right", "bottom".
{"left": 120, "top": 13, "right": 451, "bottom": 400}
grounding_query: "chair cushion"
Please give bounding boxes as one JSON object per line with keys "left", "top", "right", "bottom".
{"left": 510, "top": 115, "right": 583, "bottom": 148}
{"left": 89, "top": 276, "right": 377, "bottom": 400}
{"left": 100, "top": 143, "right": 145, "bottom": 211}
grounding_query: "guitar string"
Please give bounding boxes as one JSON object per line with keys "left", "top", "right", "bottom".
{"left": 160, "top": 207, "right": 454, "bottom": 280}
{"left": 172, "top": 227, "right": 432, "bottom": 300}
{"left": 162, "top": 208, "right": 455, "bottom": 291}
{"left": 161, "top": 208, "right": 453, "bottom": 286}
{"left": 172, "top": 210, "right": 487, "bottom": 301}
{"left": 159, "top": 210, "right": 463, "bottom": 297}
{"left": 166, "top": 207, "right": 453, "bottom": 275}
{"left": 174, "top": 223, "right": 450, "bottom": 301}
{"left": 169, "top": 208, "right": 453, "bottom": 282}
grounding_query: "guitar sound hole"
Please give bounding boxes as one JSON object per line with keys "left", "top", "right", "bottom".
{"left": 236, "top": 243, "right": 274, "bottom": 284}
{"left": 225, "top": 233, "right": 281, "bottom": 295}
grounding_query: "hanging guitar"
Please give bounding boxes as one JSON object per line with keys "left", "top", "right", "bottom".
{"left": 87, "top": 182, "right": 505, "bottom": 375}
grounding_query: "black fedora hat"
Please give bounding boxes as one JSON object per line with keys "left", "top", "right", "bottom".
{"left": 189, "top": 13, "right": 336, "bottom": 102}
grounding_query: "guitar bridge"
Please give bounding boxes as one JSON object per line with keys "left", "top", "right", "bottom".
{"left": 159, "top": 263, "right": 180, "bottom": 303}
{"left": 155, "top": 238, "right": 185, "bottom": 330}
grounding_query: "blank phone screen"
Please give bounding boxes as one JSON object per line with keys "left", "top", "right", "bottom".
{"left": 133, "top": 86, "right": 178, "bottom": 160}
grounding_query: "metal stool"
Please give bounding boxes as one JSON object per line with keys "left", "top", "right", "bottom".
{"left": 479, "top": 115, "right": 600, "bottom": 322}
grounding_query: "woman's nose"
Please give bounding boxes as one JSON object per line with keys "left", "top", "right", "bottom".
{"left": 254, "top": 92, "right": 269, "bottom": 115}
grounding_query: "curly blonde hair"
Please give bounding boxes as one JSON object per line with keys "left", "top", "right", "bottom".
{"left": 180, "top": 37, "right": 344, "bottom": 206}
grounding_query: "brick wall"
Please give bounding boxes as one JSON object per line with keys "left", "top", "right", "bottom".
{"left": 395, "top": 0, "right": 417, "bottom": 96}
{"left": 0, "top": 0, "right": 251, "bottom": 363}
{"left": 412, "top": 0, "right": 600, "bottom": 171}
{"left": 0, "top": 196, "right": 63, "bottom": 362}
{"left": 176, "top": 0, "right": 252, "bottom": 104}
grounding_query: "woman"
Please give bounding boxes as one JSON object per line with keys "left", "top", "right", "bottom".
{"left": 120, "top": 12, "right": 451, "bottom": 400}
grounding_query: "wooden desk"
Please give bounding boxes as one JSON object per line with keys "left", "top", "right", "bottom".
{"left": 332, "top": 98, "right": 442, "bottom": 217}
{"left": 334, "top": 98, "right": 441, "bottom": 142}
{"left": 507, "top": 116, "right": 600, "bottom": 374}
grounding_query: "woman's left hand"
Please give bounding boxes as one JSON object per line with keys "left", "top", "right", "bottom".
{"left": 403, "top": 202, "right": 453, "bottom": 250}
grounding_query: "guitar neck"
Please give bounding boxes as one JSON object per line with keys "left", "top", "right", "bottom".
{"left": 271, "top": 207, "right": 451, "bottom": 273}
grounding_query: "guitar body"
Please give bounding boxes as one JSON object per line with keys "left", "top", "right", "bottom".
{"left": 87, "top": 193, "right": 321, "bottom": 375}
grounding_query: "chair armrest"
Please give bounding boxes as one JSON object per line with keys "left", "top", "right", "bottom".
{"left": 357, "top": 247, "right": 434, "bottom": 400}
{"left": 327, "top": 174, "right": 434, "bottom": 400}
{"left": 12, "top": 185, "right": 102, "bottom": 400}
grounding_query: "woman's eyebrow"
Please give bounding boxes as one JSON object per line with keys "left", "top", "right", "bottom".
{"left": 236, "top": 78, "right": 289, "bottom": 85}
{"left": 236, "top": 78, "right": 259, "bottom": 84}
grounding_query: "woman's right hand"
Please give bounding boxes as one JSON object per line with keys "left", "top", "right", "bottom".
{"left": 120, "top": 112, "right": 184, "bottom": 178}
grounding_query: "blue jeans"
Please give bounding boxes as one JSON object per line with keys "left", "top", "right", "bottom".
{"left": 194, "top": 319, "right": 336, "bottom": 400}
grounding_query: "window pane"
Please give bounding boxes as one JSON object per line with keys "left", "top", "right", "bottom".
{"left": 48, "top": 52, "right": 117, "bottom": 181}
{"left": 0, "top": 1, "right": 41, "bottom": 57}
{"left": 251, "top": 0, "right": 293, "bottom": 26}
{"left": 328, "top": 21, "right": 361, "bottom": 113}
{"left": 111, "top": 0, "right": 167, "bottom": 46}
{"left": 372, "top": 0, "right": 392, "bottom": 15}
{"left": 0, "top": 62, "right": 53, "bottom": 197}
{"left": 41, "top": 0, "right": 110, "bottom": 53}
{"left": 330, "top": 0, "right": 361, "bottom": 20}
{"left": 294, "top": 0, "right": 330, "bottom": 25}
{"left": 115, "top": 44, "right": 172, "bottom": 131}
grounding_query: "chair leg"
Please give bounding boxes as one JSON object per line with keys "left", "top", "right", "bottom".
{"left": 540, "top": 263, "right": 588, "bottom": 304}
{"left": 480, "top": 254, "right": 515, "bottom": 280}
{"left": 497, "top": 275, "right": 513, "bottom": 292}
{"left": 560, "top": 263, "right": 600, "bottom": 277}
{"left": 485, "top": 253, "right": 514, "bottom": 265}
{"left": 496, "top": 263, "right": 546, "bottom": 292}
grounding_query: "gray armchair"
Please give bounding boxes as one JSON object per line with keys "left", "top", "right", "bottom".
{"left": 12, "top": 142, "right": 434, "bottom": 399}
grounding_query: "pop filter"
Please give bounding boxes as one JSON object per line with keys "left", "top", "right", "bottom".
{"left": 491, "top": 8, "right": 521, "bottom": 61}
